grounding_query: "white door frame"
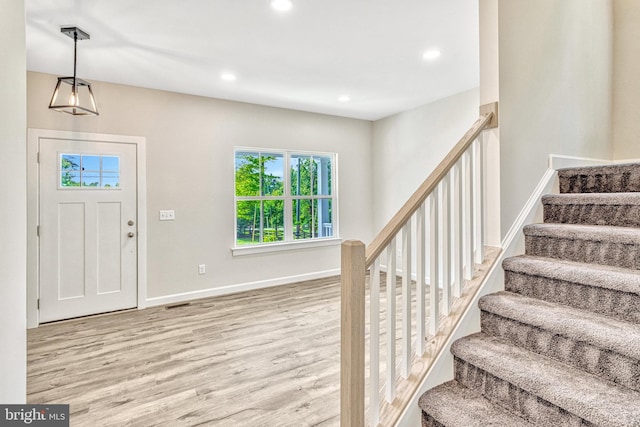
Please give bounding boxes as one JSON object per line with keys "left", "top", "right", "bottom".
{"left": 27, "top": 128, "right": 147, "bottom": 328}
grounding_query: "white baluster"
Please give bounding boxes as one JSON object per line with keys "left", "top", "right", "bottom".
{"left": 401, "top": 222, "right": 412, "bottom": 378}
{"left": 453, "top": 160, "right": 464, "bottom": 297}
{"left": 466, "top": 148, "right": 475, "bottom": 281}
{"left": 370, "top": 258, "right": 381, "bottom": 427}
{"left": 441, "top": 173, "right": 451, "bottom": 315}
{"left": 385, "top": 239, "right": 396, "bottom": 403}
{"left": 475, "top": 137, "right": 485, "bottom": 264}
{"left": 429, "top": 191, "right": 440, "bottom": 336}
{"left": 471, "top": 140, "right": 479, "bottom": 268}
{"left": 416, "top": 203, "right": 426, "bottom": 356}
{"left": 462, "top": 151, "right": 470, "bottom": 281}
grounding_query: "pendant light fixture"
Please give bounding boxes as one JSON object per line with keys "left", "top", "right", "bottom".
{"left": 49, "top": 26, "right": 99, "bottom": 116}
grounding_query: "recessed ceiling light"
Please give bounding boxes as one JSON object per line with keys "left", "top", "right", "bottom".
{"left": 271, "top": 0, "right": 293, "bottom": 11}
{"left": 423, "top": 49, "right": 441, "bottom": 60}
{"left": 221, "top": 73, "right": 237, "bottom": 82}
{"left": 338, "top": 95, "right": 350, "bottom": 102}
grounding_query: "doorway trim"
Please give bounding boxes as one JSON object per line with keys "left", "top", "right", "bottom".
{"left": 27, "top": 128, "right": 147, "bottom": 328}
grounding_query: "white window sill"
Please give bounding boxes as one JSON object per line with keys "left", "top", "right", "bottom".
{"left": 231, "top": 237, "right": 342, "bottom": 257}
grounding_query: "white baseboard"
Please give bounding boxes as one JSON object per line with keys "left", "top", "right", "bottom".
{"left": 145, "top": 268, "right": 341, "bottom": 307}
{"left": 548, "top": 154, "right": 612, "bottom": 170}
{"left": 615, "top": 157, "right": 640, "bottom": 164}
{"left": 549, "top": 154, "right": 640, "bottom": 169}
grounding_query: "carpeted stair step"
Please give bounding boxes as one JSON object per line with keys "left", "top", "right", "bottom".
{"left": 503, "top": 255, "right": 640, "bottom": 323}
{"left": 452, "top": 333, "right": 640, "bottom": 426}
{"left": 479, "top": 291, "right": 640, "bottom": 391}
{"left": 542, "top": 193, "right": 640, "bottom": 227}
{"left": 558, "top": 163, "right": 640, "bottom": 193}
{"left": 524, "top": 223, "right": 640, "bottom": 270}
{"left": 418, "top": 380, "right": 534, "bottom": 427}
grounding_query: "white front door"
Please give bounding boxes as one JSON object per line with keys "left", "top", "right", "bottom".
{"left": 39, "top": 138, "right": 138, "bottom": 322}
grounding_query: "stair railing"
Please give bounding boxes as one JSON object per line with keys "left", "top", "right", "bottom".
{"left": 341, "top": 109, "right": 496, "bottom": 427}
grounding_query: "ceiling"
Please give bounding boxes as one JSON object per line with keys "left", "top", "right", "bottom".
{"left": 25, "top": 0, "right": 479, "bottom": 121}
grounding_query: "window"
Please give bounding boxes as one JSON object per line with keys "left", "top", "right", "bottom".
{"left": 60, "top": 153, "right": 120, "bottom": 189}
{"left": 235, "top": 149, "right": 336, "bottom": 247}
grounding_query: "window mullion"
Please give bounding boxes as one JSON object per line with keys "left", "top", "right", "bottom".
{"left": 284, "top": 153, "right": 293, "bottom": 241}
{"left": 259, "top": 201, "right": 264, "bottom": 243}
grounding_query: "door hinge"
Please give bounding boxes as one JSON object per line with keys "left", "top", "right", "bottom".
{"left": 37, "top": 225, "right": 40, "bottom": 237}
{"left": 37, "top": 299, "right": 40, "bottom": 310}
{"left": 37, "top": 152, "right": 40, "bottom": 163}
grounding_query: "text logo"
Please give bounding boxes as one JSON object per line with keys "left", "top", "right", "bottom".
{"left": 0, "top": 405, "right": 69, "bottom": 426}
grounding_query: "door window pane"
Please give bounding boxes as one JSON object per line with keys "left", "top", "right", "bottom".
{"left": 61, "top": 154, "right": 80, "bottom": 171}
{"left": 102, "top": 172, "right": 120, "bottom": 188}
{"left": 59, "top": 154, "right": 121, "bottom": 189}
{"left": 61, "top": 171, "right": 81, "bottom": 187}
{"left": 81, "top": 155, "right": 100, "bottom": 172}
{"left": 102, "top": 156, "right": 119, "bottom": 172}
{"left": 61, "top": 154, "right": 81, "bottom": 187}
{"left": 82, "top": 173, "right": 100, "bottom": 187}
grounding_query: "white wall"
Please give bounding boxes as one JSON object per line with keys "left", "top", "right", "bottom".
{"left": 613, "top": 0, "right": 640, "bottom": 160}
{"left": 371, "top": 88, "right": 479, "bottom": 234}
{"left": 497, "top": 0, "right": 613, "bottom": 238}
{"left": 479, "top": 0, "right": 501, "bottom": 246}
{"left": 0, "top": 0, "right": 27, "bottom": 403}
{"left": 28, "top": 72, "right": 373, "bottom": 301}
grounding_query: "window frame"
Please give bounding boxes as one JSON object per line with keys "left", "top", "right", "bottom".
{"left": 58, "top": 152, "right": 122, "bottom": 190}
{"left": 232, "top": 147, "right": 339, "bottom": 255}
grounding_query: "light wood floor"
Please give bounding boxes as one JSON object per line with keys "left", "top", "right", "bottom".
{"left": 28, "top": 276, "right": 349, "bottom": 426}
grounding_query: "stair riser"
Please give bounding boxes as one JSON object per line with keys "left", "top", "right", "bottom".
{"left": 454, "top": 357, "right": 598, "bottom": 427}
{"left": 543, "top": 204, "right": 640, "bottom": 228}
{"left": 559, "top": 170, "right": 640, "bottom": 194}
{"left": 481, "top": 311, "right": 640, "bottom": 392}
{"left": 504, "top": 270, "right": 640, "bottom": 324}
{"left": 525, "top": 235, "right": 640, "bottom": 270}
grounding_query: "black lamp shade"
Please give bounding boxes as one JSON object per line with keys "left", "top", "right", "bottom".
{"left": 49, "top": 77, "right": 99, "bottom": 116}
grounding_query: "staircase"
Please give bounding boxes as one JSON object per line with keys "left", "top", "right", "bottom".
{"left": 418, "top": 163, "right": 640, "bottom": 426}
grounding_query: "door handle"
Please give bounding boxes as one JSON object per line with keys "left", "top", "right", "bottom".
{"left": 127, "top": 232, "right": 135, "bottom": 238}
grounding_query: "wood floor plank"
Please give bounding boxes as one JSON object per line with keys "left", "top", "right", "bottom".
{"left": 28, "top": 276, "right": 346, "bottom": 426}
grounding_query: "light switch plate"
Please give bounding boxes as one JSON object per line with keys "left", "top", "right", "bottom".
{"left": 159, "top": 210, "right": 175, "bottom": 221}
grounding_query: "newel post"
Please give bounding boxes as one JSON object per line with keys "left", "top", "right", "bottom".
{"left": 341, "top": 240, "right": 366, "bottom": 427}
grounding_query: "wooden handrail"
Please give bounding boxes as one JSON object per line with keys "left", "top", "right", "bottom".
{"left": 364, "top": 112, "right": 494, "bottom": 268}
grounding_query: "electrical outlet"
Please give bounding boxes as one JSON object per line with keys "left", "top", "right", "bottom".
{"left": 198, "top": 264, "right": 206, "bottom": 275}
{"left": 159, "top": 210, "right": 175, "bottom": 221}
